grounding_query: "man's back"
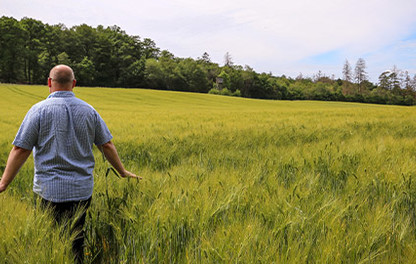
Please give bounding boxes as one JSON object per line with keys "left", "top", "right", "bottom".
{"left": 13, "top": 91, "right": 112, "bottom": 202}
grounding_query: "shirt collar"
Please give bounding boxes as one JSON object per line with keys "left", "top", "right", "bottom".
{"left": 47, "top": 91, "right": 75, "bottom": 99}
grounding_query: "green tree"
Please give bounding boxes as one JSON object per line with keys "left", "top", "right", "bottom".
{"left": 120, "top": 57, "right": 146, "bottom": 88}
{"left": 142, "top": 38, "right": 160, "bottom": 59}
{"left": 38, "top": 24, "right": 66, "bottom": 77}
{"left": 217, "top": 70, "right": 231, "bottom": 90}
{"left": 0, "top": 16, "right": 25, "bottom": 83}
{"left": 21, "top": 17, "right": 46, "bottom": 83}
{"left": 145, "top": 58, "right": 165, "bottom": 89}
{"left": 198, "top": 52, "right": 220, "bottom": 85}
{"left": 75, "top": 56, "right": 95, "bottom": 86}
{"left": 175, "top": 58, "right": 210, "bottom": 92}
{"left": 226, "top": 66, "right": 244, "bottom": 92}
{"left": 57, "top": 52, "right": 71, "bottom": 65}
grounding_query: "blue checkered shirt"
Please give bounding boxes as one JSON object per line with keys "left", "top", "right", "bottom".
{"left": 13, "top": 91, "right": 113, "bottom": 202}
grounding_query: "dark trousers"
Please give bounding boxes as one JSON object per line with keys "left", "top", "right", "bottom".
{"left": 38, "top": 196, "right": 92, "bottom": 264}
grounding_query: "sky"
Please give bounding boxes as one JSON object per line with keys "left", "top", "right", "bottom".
{"left": 1, "top": 0, "right": 416, "bottom": 82}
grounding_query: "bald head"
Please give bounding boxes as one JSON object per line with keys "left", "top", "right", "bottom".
{"left": 48, "top": 65, "right": 76, "bottom": 92}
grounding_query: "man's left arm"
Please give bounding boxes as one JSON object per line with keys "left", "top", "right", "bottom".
{"left": 99, "top": 141, "right": 141, "bottom": 179}
{"left": 0, "top": 146, "right": 32, "bottom": 193}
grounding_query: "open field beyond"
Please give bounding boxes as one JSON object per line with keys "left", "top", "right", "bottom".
{"left": 1, "top": 84, "right": 416, "bottom": 263}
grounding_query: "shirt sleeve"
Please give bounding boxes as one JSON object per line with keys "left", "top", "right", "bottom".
{"left": 12, "top": 106, "right": 39, "bottom": 150}
{"left": 94, "top": 111, "right": 113, "bottom": 146}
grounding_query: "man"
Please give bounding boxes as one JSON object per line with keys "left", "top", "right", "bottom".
{"left": 0, "top": 64, "right": 140, "bottom": 263}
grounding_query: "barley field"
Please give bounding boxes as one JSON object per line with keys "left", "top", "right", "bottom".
{"left": 1, "top": 84, "right": 416, "bottom": 263}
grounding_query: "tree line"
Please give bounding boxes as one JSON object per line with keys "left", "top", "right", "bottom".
{"left": 1, "top": 16, "right": 416, "bottom": 105}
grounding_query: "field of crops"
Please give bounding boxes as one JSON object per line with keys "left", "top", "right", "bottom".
{"left": 1, "top": 84, "right": 416, "bottom": 263}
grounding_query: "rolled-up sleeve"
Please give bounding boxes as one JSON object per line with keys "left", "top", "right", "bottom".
{"left": 13, "top": 106, "right": 39, "bottom": 150}
{"left": 94, "top": 112, "right": 113, "bottom": 146}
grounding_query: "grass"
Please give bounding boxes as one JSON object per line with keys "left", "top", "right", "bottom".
{"left": 1, "top": 84, "right": 416, "bottom": 263}
{"left": 0, "top": 194, "right": 73, "bottom": 263}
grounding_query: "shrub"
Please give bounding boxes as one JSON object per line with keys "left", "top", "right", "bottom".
{"left": 208, "top": 88, "right": 220, "bottom": 95}
{"left": 220, "top": 88, "right": 232, "bottom": 96}
{"left": 232, "top": 89, "right": 242, "bottom": 97}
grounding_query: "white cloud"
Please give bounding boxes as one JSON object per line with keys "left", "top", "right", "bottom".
{"left": 150, "top": 0, "right": 416, "bottom": 77}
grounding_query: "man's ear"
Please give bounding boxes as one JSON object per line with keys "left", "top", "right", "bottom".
{"left": 72, "top": 79, "right": 76, "bottom": 88}
{"left": 48, "top": 78, "right": 52, "bottom": 93}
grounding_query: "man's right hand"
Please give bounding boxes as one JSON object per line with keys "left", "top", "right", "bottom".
{"left": 0, "top": 146, "right": 32, "bottom": 194}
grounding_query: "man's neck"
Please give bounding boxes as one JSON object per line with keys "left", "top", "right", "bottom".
{"left": 50, "top": 88, "right": 73, "bottom": 93}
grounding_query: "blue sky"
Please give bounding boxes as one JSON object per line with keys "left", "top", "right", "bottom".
{"left": 1, "top": 0, "right": 416, "bottom": 82}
